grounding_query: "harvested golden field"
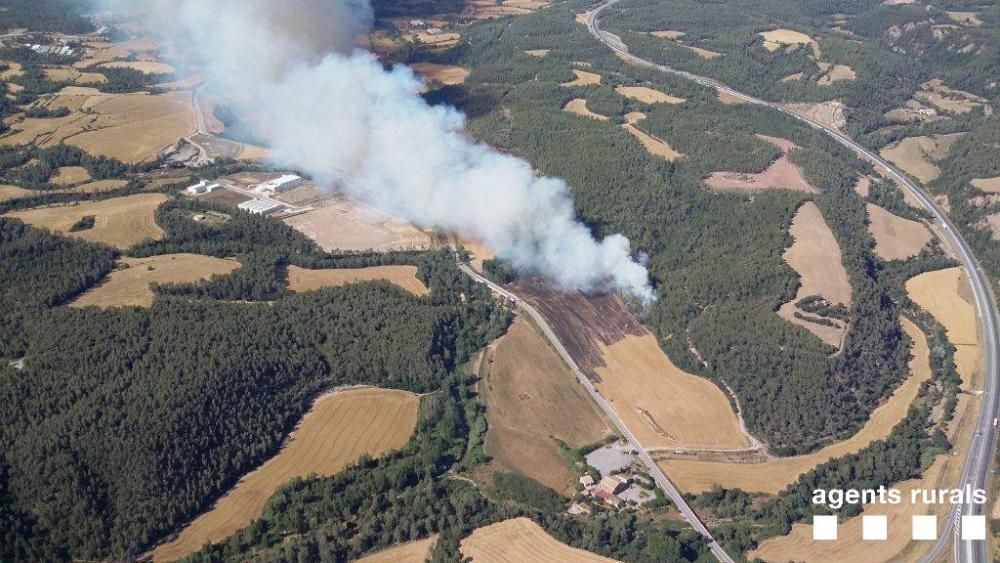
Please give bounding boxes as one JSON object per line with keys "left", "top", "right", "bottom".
{"left": 1, "top": 90, "right": 195, "bottom": 163}
{"left": 0, "top": 61, "right": 22, "bottom": 79}
{"left": 880, "top": 133, "right": 965, "bottom": 184}
{"left": 482, "top": 317, "right": 611, "bottom": 494}
{"left": 50, "top": 166, "right": 90, "bottom": 186}
{"left": 704, "top": 135, "right": 817, "bottom": 194}
{"left": 906, "top": 267, "right": 980, "bottom": 389}
{"left": 524, "top": 49, "right": 549, "bottom": 57}
{"left": 760, "top": 28, "right": 813, "bottom": 51}
{"left": 563, "top": 98, "right": 608, "bottom": 121}
{"left": 681, "top": 44, "right": 722, "bottom": 59}
{"left": 615, "top": 85, "right": 685, "bottom": 105}
{"left": 594, "top": 331, "right": 748, "bottom": 449}
{"left": 0, "top": 184, "right": 37, "bottom": 202}
{"left": 410, "top": 62, "right": 469, "bottom": 85}
{"left": 286, "top": 265, "right": 428, "bottom": 296}
{"left": 661, "top": 318, "right": 931, "bottom": 494}
{"left": 780, "top": 72, "right": 803, "bottom": 82}
{"left": 4, "top": 193, "right": 167, "bottom": 249}
{"left": 151, "top": 388, "right": 420, "bottom": 562}
{"left": 460, "top": 518, "right": 618, "bottom": 563}
{"left": 284, "top": 200, "right": 431, "bottom": 253}
{"left": 777, "top": 202, "right": 852, "bottom": 347}
{"left": 464, "top": 0, "right": 549, "bottom": 19}
{"left": 854, "top": 175, "right": 871, "bottom": 197}
{"left": 100, "top": 61, "right": 176, "bottom": 74}
{"left": 817, "top": 64, "right": 856, "bottom": 85}
{"left": 74, "top": 179, "right": 129, "bottom": 193}
{"left": 74, "top": 37, "right": 159, "bottom": 68}
{"left": 914, "top": 79, "right": 990, "bottom": 115}
{"left": 561, "top": 69, "right": 601, "bottom": 87}
{"left": 70, "top": 254, "right": 239, "bottom": 308}
{"left": 463, "top": 239, "right": 495, "bottom": 272}
{"left": 622, "top": 113, "right": 683, "bottom": 162}
{"left": 356, "top": 536, "right": 438, "bottom": 563}
{"left": 866, "top": 203, "right": 932, "bottom": 261}
{"left": 971, "top": 177, "right": 1000, "bottom": 193}
{"left": 651, "top": 30, "right": 686, "bottom": 39}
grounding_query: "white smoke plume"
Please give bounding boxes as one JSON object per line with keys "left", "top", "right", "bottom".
{"left": 104, "top": 0, "right": 654, "bottom": 302}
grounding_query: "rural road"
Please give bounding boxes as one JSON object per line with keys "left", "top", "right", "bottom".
{"left": 585, "top": 1, "right": 1000, "bottom": 562}
{"left": 456, "top": 262, "right": 736, "bottom": 563}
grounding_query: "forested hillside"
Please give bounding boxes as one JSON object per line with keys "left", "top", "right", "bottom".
{"left": 440, "top": 2, "right": 918, "bottom": 453}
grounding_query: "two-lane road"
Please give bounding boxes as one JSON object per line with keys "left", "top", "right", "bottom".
{"left": 586, "top": 2, "right": 1000, "bottom": 561}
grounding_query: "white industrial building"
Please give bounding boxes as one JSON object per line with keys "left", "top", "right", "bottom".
{"left": 185, "top": 180, "right": 220, "bottom": 195}
{"left": 238, "top": 198, "right": 283, "bottom": 215}
{"left": 254, "top": 174, "right": 305, "bottom": 195}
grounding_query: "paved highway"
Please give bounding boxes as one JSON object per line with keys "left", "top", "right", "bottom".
{"left": 585, "top": 2, "right": 1000, "bottom": 561}
{"left": 456, "top": 263, "right": 736, "bottom": 563}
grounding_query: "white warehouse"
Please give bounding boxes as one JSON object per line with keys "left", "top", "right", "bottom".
{"left": 238, "top": 198, "right": 283, "bottom": 215}
{"left": 254, "top": 174, "right": 305, "bottom": 195}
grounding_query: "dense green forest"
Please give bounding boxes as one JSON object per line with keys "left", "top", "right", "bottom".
{"left": 0, "top": 0, "right": 94, "bottom": 35}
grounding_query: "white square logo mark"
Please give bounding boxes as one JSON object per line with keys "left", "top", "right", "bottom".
{"left": 962, "top": 515, "right": 986, "bottom": 541}
{"left": 912, "top": 515, "right": 937, "bottom": 540}
{"left": 813, "top": 515, "right": 838, "bottom": 541}
{"left": 863, "top": 515, "right": 888, "bottom": 540}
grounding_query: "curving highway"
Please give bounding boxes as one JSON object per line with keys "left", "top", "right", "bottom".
{"left": 585, "top": 1, "right": 1000, "bottom": 561}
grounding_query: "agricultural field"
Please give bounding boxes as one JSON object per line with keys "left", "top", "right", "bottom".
{"left": 462, "top": 239, "right": 495, "bottom": 272}
{"left": 410, "top": 62, "right": 469, "bottom": 85}
{"left": 480, "top": 317, "right": 611, "bottom": 494}
{"left": 879, "top": 133, "right": 965, "bottom": 184}
{"left": 564, "top": 98, "right": 608, "bottom": 121}
{"left": 150, "top": 388, "right": 420, "bottom": 561}
{"left": 285, "top": 264, "right": 429, "bottom": 296}
{"left": 4, "top": 193, "right": 168, "bottom": 249}
{"left": 459, "top": 518, "right": 618, "bottom": 563}
{"left": 703, "top": 135, "right": 817, "bottom": 194}
{"left": 865, "top": 203, "right": 932, "bottom": 261}
{"left": 614, "top": 85, "right": 685, "bottom": 105}
{"left": 284, "top": 199, "right": 431, "bottom": 253}
{"left": 758, "top": 28, "right": 813, "bottom": 51}
{"left": 356, "top": 536, "right": 438, "bottom": 563}
{"left": 659, "top": 318, "right": 931, "bottom": 494}
{"left": 906, "top": 267, "right": 980, "bottom": 389}
{"left": 70, "top": 254, "right": 240, "bottom": 308}
{"left": 971, "top": 177, "right": 1000, "bottom": 193}
{"left": 776, "top": 201, "right": 852, "bottom": 347}
{"left": 622, "top": 112, "right": 683, "bottom": 161}
{"left": 593, "top": 331, "right": 747, "bottom": 449}
{"left": 561, "top": 69, "right": 601, "bottom": 87}
{"left": 50, "top": 166, "right": 90, "bottom": 185}
{"left": 1, "top": 88, "right": 196, "bottom": 163}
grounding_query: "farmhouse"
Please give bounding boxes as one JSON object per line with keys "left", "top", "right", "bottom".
{"left": 238, "top": 198, "right": 283, "bottom": 215}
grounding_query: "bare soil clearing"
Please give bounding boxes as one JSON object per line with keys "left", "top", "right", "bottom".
{"left": 915, "top": 79, "right": 990, "bottom": 115}
{"left": 460, "top": 518, "right": 618, "bottom": 563}
{"left": 717, "top": 90, "right": 746, "bottom": 105}
{"left": 906, "top": 267, "right": 980, "bottom": 389}
{"left": 286, "top": 265, "right": 428, "bottom": 296}
{"left": 650, "top": 30, "right": 686, "bottom": 39}
{"left": 70, "top": 254, "right": 239, "bottom": 308}
{"left": 854, "top": 176, "right": 872, "bottom": 197}
{"left": 483, "top": 317, "right": 612, "bottom": 494}
{"left": 563, "top": 98, "right": 608, "bottom": 121}
{"left": 782, "top": 101, "right": 848, "bottom": 130}
{"left": 880, "top": 133, "right": 965, "bottom": 184}
{"left": 284, "top": 200, "right": 431, "bottom": 253}
{"left": 622, "top": 112, "right": 683, "bottom": 162}
{"left": 524, "top": 49, "right": 549, "bottom": 57}
{"left": 817, "top": 64, "right": 856, "bottom": 85}
{"left": 614, "top": 85, "right": 684, "bottom": 105}
{"left": 866, "top": 203, "right": 932, "bottom": 261}
{"left": 4, "top": 193, "right": 167, "bottom": 249}
{"left": 946, "top": 11, "right": 982, "bottom": 26}
{"left": 410, "top": 62, "right": 469, "bottom": 85}
{"left": 561, "top": 69, "right": 601, "bottom": 87}
{"left": 777, "top": 201, "right": 852, "bottom": 347}
{"left": 356, "top": 536, "right": 438, "bottom": 563}
{"left": 704, "top": 135, "right": 817, "bottom": 194}
{"left": 661, "top": 318, "right": 930, "bottom": 493}
{"left": 151, "top": 388, "right": 420, "bottom": 562}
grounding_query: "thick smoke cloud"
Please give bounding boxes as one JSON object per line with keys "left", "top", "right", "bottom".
{"left": 106, "top": 0, "right": 654, "bottom": 302}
